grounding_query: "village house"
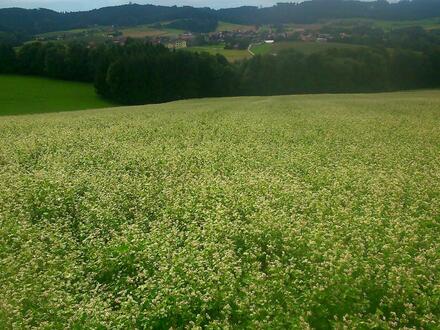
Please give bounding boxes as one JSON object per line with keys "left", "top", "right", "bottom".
{"left": 167, "top": 39, "right": 187, "bottom": 49}
{"left": 300, "top": 33, "right": 315, "bottom": 42}
{"left": 113, "top": 36, "right": 128, "bottom": 46}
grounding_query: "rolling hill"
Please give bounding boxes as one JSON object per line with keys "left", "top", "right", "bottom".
{"left": 1, "top": 90, "right": 439, "bottom": 328}
{"left": 1, "top": 0, "right": 440, "bottom": 35}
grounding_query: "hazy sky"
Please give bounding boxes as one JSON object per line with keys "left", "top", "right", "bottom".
{"left": 0, "top": 0, "right": 284, "bottom": 11}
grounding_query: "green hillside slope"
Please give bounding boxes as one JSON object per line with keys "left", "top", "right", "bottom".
{"left": 1, "top": 91, "right": 439, "bottom": 328}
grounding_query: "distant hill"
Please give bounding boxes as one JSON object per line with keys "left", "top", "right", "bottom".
{"left": 1, "top": 0, "right": 440, "bottom": 35}
{"left": 218, "top": 0, "right": 440, "bottom": 25}
{"left": 0, "top": 5, "right": 217, "bottom": 35}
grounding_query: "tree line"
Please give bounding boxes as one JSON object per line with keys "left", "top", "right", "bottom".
{"left": 1, "top": 39, "right": 439, "bottom": 104}
{"left": 239, "top": 47, "right": 440, "bottom": 94}
{"left": 0, "top": 41, "right": 237, "bottom": 104}
{"left": 321, "top": 24, "right": 440, "bottom": 53}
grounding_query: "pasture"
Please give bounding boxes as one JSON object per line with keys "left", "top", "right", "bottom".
{"left": 38, "top": 27, "right": 94, "bottom": 38}
{"left": 251, "top": 41, "right": 365, "bottom": 56}
{"left": 36, "top": 26, "right": 113, "bottom": 43}
{"left": 120, "top": 24, "right": 184, "bottom": 38}
{"left": 0, "top": 75, "right": 113, "bottom": 116}
{"left": 0, "top": 90, "right": 439, "bottom": 328}
{"left": 216, "top": 21, "right": 256, "bottom": 32}
{"left": 185, "top": 44, "right": 251, "bottom": 61}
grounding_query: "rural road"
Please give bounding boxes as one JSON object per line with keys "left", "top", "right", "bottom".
{"left": 248, "top": 43, "right": 255, "bottom": 56}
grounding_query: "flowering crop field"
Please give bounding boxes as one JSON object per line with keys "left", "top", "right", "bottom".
{"left": 0, "top": 91, "right": 439, "bottom": 329}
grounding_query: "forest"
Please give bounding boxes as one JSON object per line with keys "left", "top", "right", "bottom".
{"left": 1, "top": 0, "right": 440, "bottom": 36}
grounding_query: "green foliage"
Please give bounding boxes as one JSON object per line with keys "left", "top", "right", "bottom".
{"left": 96, "top": 42, "right": 238, "bottom": 105}
{"left": 0, "top": 91, "right": 439, "bottom": 328}
{"left": 238, "top": 47, "right": 438, "bottom": 95}
{"left": 319, "top": 23, "right": 440, "bottom": 53}
{"left": 0, "top": 31, "right": 29, "bottom": 46}
{"left": 0, "top": 44, "right": 15, "bottom": 73}
{"left": 2, "top": 39, "right": 440, "bottom": 107}
{"left": 343, "top": 17, "right": 440, "bottom": 32}
{"left": 165, "top": 18, "right": 218, "bottom": 33}
{"left": 16, "top": 41, "right": 95, "bottom": 81}
{"left": 0, "top": 75, "right": 113, "bottom": 116}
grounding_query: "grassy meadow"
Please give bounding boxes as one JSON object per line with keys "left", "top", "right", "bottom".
{"left": 38, "top": 27, "right": 94, "bottom": 38}
{"left": 0, "top": 75, "right": 113, "bottom": 116}
{"left": 251, "top": 41, "right": 364, "bottom": 56}
{"left": 185, "top": 44, "right": 251, "bottom": 62}
{"left": 37, "top": 24, "right": 185, "bottom": 40}
{"left": 0, "top": 90, "right": 439, "bottom": 328}
{"left": 216, "top": 21, "right": 256, "bottom": 32}
{"left": 120, "top": 25, "right": 184, "bottom": 38}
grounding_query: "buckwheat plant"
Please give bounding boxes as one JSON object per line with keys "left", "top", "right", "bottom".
{"left": 0, "top": 91, "right": 439, "bottom": 329}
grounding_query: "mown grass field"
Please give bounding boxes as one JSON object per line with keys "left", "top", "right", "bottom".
{"left": 36, "top": 24, "right": 184, "bottom": 41}
{"left": 0, "top": 90, "right": 439, "bottom": 328}
{"left": 251, "top": 41, "right": 364, "bottom": 56}
{"left": 216, "top": 21, "right": 256, "bottom": 32}
{"left": 185, "top": 44, "right": 251, "bottom": 62}
{"left": 120, "top": 24, "right": 184, "bottom": 38}
{"left": 0, "top": 75, "right": 113, "bottom": 116}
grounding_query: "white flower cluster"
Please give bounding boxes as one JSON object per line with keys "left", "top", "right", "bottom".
{"left": 0, "top": 91, "right": 439, "bottom": 329}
